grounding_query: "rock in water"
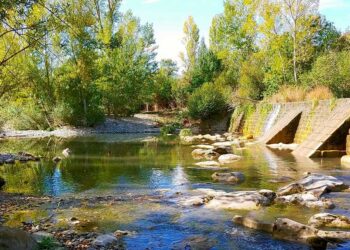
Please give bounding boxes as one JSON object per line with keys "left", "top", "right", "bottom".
{"left": 308, "top": 213, "right": 350, "bottom": 229}
{"left": 93, "top": 234, "right": 118, "bottom": 247}
{"left": 195, "top": 161, "right": 220, "bottom": 167}
{"left": 172, "top": 236, "right": 217, "bottom": 250}
{"left": 211, "top": 172, "right": 244, "bottom": 183}
{"left": 52, "top": 157, "right": 62, "bottom": 163}
{"left": 62, "top": 148, "right": 71, "bottom": 157}
{"left": 341, "top": 155, "right": 350, "bottom": 167}
{"left": 191, "top": 149, "right": 219, "bottom": 160}
{"left": 0, "top": 227, "right": 38, "bottom": 250}
{"left": 218, "top": 154, "right": 241, "bottom": 164}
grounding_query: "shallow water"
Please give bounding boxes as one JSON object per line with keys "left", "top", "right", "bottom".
{"left": 1, "top": 135, "right": 350, "bottom": 249}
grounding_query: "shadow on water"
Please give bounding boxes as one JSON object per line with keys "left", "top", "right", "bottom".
{"left": 1, "top": 135, "right": 350, "bottom": 249}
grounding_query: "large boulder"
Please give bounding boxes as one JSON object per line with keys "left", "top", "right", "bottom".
{"left": 191, "top": 149, "right": 219, "bottom": 160}
{"left": 218, "top": 154, "right": 241, "bottom": 164}
{"left": 347, "top": 135, "right": 350, "bottom": 155}
{"left": 276, "top": 173, "right": 348, "bottom": 208}
{"left": 308, "top": 213, "right": 350, "bottom": 229}
{"left": 0, "top": 227, "right": 38, "bottom": 250}
{"left": 211, "top": 172, "right": 244, "bottom": 183}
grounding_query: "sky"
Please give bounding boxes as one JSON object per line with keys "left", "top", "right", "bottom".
{"left": 120, "top": 0, "right": 350, "bottom": 66}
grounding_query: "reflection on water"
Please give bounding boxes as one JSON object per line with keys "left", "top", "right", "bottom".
{"left": 1, "top": 135, "right": 350, "bottom": 249}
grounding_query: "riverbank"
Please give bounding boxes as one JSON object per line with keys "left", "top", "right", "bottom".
{"left": 0, "top": 117, "right": 161, "bottom": 139}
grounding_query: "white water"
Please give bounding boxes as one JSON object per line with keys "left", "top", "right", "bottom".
{"left": 263, "top": 104, "right": 281, "bottom": 135}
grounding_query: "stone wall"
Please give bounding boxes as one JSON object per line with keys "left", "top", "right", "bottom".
{"left": 230, "top": 99, "right": 350, "bottom": 145}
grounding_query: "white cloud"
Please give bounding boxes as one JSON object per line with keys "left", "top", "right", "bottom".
{"left": 319, "top": 0, "right": 349, "bottom": 10}
{"left": 143, "top": 0, "right": 160, "bottom": 4}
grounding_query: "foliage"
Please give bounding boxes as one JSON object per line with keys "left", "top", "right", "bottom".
{"left": 37, "top": 237, "right": 56, "bottom": 250}
{"left": 188, "top": 82, "right": 228, "bottom": 120}
{"left": 302, "top": 50, "right": 350, "bottom": 97}
{"left": 160, "top": 123, "right": 179, "bottom": 135}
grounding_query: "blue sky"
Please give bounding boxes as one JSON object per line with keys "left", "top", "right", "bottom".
{"left": 121, "top": 0, "right": 350, "bottom": 65}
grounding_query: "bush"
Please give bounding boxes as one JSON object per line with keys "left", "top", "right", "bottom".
{"left": 0, "top": 101, "right": 50, "bottom": 130}
{"left": 269, "top": 85, "right": 306, "bottom": 103}
{"left": 306, "top": 86, "right": 333, "bottom": 101}
{"left": 160, "top": 123, "right": 179, "bottom": 135}
{"left": 188, "top": 82, "right": 228, "bottom": 119}
{"left": 304, "top": 50, "right": 350, "bottom": 97}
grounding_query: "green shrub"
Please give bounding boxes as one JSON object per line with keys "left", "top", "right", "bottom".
{"left": 179, "top": 128, "right": 192, "bottom": 137}
{"left": 160, "top": 123, "right": 179, "bottom": 135}
{"left": 188, "top": 82, "right": 228, "bottom": 120}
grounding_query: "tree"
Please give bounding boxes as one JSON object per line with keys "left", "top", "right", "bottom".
{"left": 280, "top": 0, "right": 319, "bottom": 83}
{"left": 190, "top": 38, "right": 221, "bottom": 91}
{"left": 180, "top": 16, "right": 199, "bottom": 75}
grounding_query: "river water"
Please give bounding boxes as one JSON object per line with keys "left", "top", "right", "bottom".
{"left": 1, "top": 135, "right": 350, "bottom": 249}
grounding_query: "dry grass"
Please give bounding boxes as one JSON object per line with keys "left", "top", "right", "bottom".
{"left": 269, "top": 85, "right": 307, "bottom": 103}
{"left": 306, "top": 86, "right": 334, "bottom": 101}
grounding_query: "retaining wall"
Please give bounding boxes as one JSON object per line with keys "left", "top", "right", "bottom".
{"left": 230, "top": 99, "right": 350, "bottom": 145}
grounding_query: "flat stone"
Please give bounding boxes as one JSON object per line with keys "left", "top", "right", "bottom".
{"left": 218, "top": 154, "right": 241, "bottom": 164}
{"left": 195, "top": 161, "right": 220, "bottom": 167}
{"left": 178, "top": 189, "right": 275, "bottom": 210}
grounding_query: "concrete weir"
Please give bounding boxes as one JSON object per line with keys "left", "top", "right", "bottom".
{"left": 231, "top": 99, "right": 350, "bottom": 158}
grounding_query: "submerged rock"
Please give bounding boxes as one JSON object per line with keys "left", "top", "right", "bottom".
{"left": 267, "top": 143, "right": 299, "bottom": 151}
{"left": 211, "top": 172, "right": 244, "bottom": 183}
{"left": 172, "top": 235, "right": 217, "bottom": 250}
{"left": 0, "top": 227, "right": 38, "bottom": 250}
{"left": 308, "top": 213, "right": 350, "bottom": 229}
{"left": 195, "top": 161, "right": 220, "bottom": 167}
{"left": 276, "top": 173, "right": 348, "bottom": 208}
{"left": 191, "top": 144, "right": 215, "bottom": 150}
{"left": 218, "top": 154, "right": 241, "bottom": 164}
{"left": 268, "top": 176, "right": 294, "bottom": 183}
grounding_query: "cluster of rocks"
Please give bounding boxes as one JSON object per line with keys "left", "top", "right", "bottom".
{"left": 178, "top": 173, "right": 348, "bottom": 211}
{"left": 275, "top": 173, "right": 348, "bottom": 208}
{"left": 0, "top": 152, "right": 40, "bottom": 165}
{"left": 185, "top": 132, "right": 248, "bottom": 169}
{"left": 233, "top": 214, "right": 350, "bottom": 249}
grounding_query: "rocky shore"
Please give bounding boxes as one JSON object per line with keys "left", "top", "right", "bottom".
{"left": 0, "top": 117, "right": 160, "bottom": 139}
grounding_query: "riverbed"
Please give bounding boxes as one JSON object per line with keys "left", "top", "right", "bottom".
{"left": 1, "top": 134, "right": 350, "bottom": 249}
